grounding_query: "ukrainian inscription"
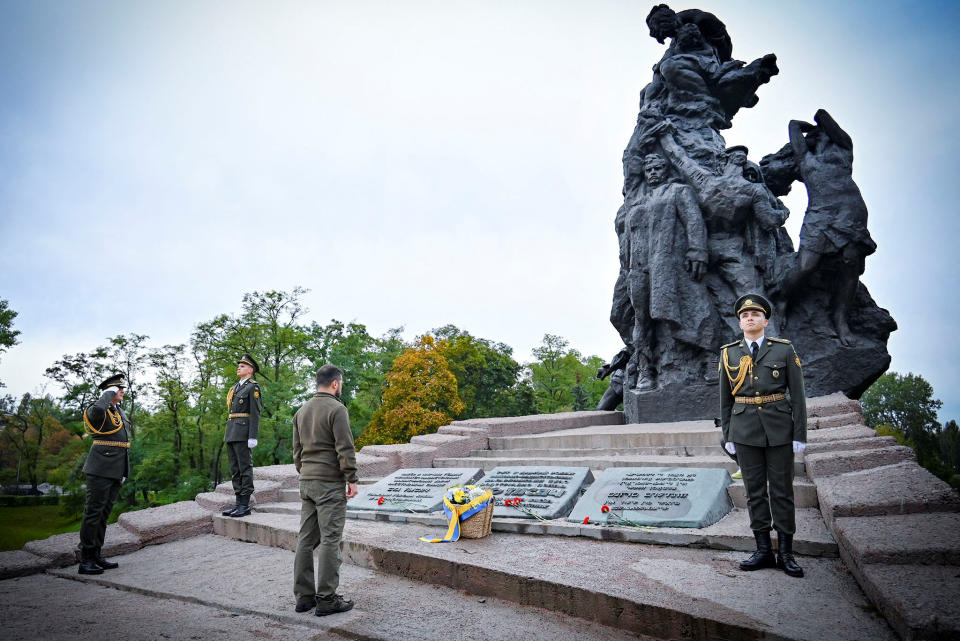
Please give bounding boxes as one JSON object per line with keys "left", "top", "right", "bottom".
{"left": 478, "top": 466, "right": 593, "bottom": 519}
{"left": 568, "top": 467, "right": 732, "bottom": 528}
{"left": 348, "top": 467, "right": 483, "bottom": 513}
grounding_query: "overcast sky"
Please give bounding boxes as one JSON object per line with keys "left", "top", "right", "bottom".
{"left": 1, "top": 1, "right": 958, "bottom": 420}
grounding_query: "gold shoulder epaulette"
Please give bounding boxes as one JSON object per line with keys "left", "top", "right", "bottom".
{"left": 720, "top": 340, "right": 740, "bottom": 349}
{"left": 768, "top": 337, "right": 791, "bottom": 344}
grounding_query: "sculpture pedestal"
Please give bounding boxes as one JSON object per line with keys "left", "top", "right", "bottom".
{"left": 624, "top": 382, "right": 718, "bottom": 423}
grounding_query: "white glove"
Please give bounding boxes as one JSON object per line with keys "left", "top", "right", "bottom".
{"left": 724, "top": 442, "right": 736, "bottom": 455}
{"left": 792, "top": 441, "right": 806, "bottom": 453}
{"left": 247, "top": 438, "right": 258, "bottom": 449}
{"left": 121, "top": 477, "right": 126, "bottom": 484}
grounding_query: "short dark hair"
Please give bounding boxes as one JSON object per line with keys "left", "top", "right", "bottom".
{"left": 316, "top": 364, "right": 344, "bottom": 388}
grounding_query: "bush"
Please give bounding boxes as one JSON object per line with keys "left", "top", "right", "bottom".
{"left": 0, "top": 494, "right": 60, "bottom": 507}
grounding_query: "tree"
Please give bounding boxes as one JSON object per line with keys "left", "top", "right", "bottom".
{"left": 0, "top": 299, "right": 20, "bottom": 388}
{"left": 432, "top": 324, "right": 536, "bottom": 419}
{"left": 527, "top": 334, "right": 608, "bottom": 413}
{"left": 44, "top": 348, "right": 111, "bottom": 431}
{"left": 356, "top": 335, "right": 464, "bottom": 447}
{"left": 0, "top": 393, "right": 64, "bottom": 490}
{"left": 938, "top": 419, "right": 960, "bottom": 487}
{"left": 861, "top": 372, "right": 950, "bottom": 483}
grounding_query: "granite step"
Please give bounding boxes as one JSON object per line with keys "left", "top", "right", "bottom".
{"left": 433, "top": 454, "right": 806, "bottom": 476}
{"left": 489, "top": 420, "right": 719, "bottom": 450}
{"left": 473, "top": 444, "right": 722, "bottom": 457}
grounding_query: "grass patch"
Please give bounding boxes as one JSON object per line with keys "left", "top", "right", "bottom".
{"left": 0, "top": 505, "right": 84, "bottom": 551}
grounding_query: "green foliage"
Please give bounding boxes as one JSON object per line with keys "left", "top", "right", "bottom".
{"left": 432, "top": 325, "right": 537, "bottom": 419}
{"left": 862, "top": 372, "right": 957, "bottom": 487}
{"left": 0, "top": 494, "right": 60, "bottom": 507}
{"left": 528, "top": 334, "right": 609, "bottom": 413}
{"left": 0, "top": 298, "right": 20, "bottom": 389}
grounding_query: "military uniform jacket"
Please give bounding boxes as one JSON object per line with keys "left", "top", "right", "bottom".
{"left": 719, "top": 337, "right": 807, "bottom": 447}
{"left": 224, "top": 378, "right": 261, "bottom": 442}
{"left": 82, "top": 390, "right": 131, "bottom": 479}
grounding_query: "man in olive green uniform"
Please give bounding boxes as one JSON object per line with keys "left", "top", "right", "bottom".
{"left": 222, "top": 354, "right": 262, "bottom": 518}
{"left": 292, "top": 364, "right": 359, "bottom": 616}
{"left": 719, "top": 294, "right": 806, "bottom": 578}
{"left": 78, "top": 373, "right": 132, "bottom": 575}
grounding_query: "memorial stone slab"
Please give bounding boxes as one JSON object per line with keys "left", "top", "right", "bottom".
{"left": 477, "top": 466, "right": 593, "bottom": 520}
{"left": 348, "top": 468, "right": 482, "bottom": 513}
{"left": 568, "top": 467, "right": 732, "bottom": 528}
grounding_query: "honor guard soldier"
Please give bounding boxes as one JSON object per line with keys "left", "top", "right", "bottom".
{"left": 78, "top": 373, "right": 131, "bottom": 574}
{"left": 222, "top": 354, "right": 262, "bottom": 517}
{"left": 719, "top": 294, "right": 807, "bottom": 578}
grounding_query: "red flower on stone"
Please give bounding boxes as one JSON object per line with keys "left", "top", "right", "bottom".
{"left": 377, "top": 496, "right": 385, "bottom": 505}
{"left": 504, "top": 498, "right": 513, "bottom": 507}
{"left": 513, "top": 497, "right": 522, "bottom": 504}
{"left": 601, "top": 505, "right": 610, "bottom": 513}
{"left": 583, "top": 517, "right": 590, "bottom": 524}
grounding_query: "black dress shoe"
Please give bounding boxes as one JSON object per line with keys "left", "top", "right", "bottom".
{"left": 94, "top": 555, "right": 119, "bottom": 570}
{"left": 739, "top": 530, "right": 777, "bottom": 571}
{"left": 78, "top": 559, "right": 104, "bottom": 575}
{"left": 295, "top": 597, "right": 316, "bottom": 613}
{"left": 776, "top": 532, "right": 804, "bottom": 578}
{"left": 222, "top": 494, "right": 241, "bottom": 516}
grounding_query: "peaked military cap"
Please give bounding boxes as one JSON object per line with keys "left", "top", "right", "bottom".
{"left": 238, "top": 353, "right": 260, "bottom": 374}
{"left": 735, "top": 293, "right": 772, "bottom": 318}
{"left": 726, "top": 145, "right": 749, "bottom": 156}
{"left": 98, "top": 373, "right": 128, "bottom": 390}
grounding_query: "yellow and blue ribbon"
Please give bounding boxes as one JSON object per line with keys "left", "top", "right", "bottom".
{"left": 419, "top": 490, "right": 494, "bottom": 543}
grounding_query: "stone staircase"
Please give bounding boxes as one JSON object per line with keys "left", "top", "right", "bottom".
{"left": 5, "top": 392, "right": 958, "bottom": 640}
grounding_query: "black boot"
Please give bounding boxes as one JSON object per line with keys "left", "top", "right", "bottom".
{"left": 94, "top": 550, "right": 119, "bottom": 570}
{"left": 739, "top": 530, "right": 777, "bottom": 571}
{"left": 222, "top": 495, "right": 240, "bottom": 516}
{"left": 229, "top": 494, "right": 251, "bottom": 517}
{"left": 776, "top": 532, "right": 804, "bottom": 578}
{"left": 78, "top": 551, "right": 104, "bottom": 575}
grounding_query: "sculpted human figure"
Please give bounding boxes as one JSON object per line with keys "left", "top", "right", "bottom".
{"left": 779, "top": 109, "right": 876, "bottom": 345}
{"left": 626, "top": 153, "right": 710, "bottom": 391}
{"left": 659, "top": 131, "right": 788, "bottom": 297}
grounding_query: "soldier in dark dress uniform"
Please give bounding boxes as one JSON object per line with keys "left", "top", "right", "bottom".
{"left": 78, "top": 373, "right": 131, "bottom": 575}
{"left": 221, "top": 354, "right": 262, "bottom": 517}
{"left": 719, "top": 294, "right": 807, "bottom": 578}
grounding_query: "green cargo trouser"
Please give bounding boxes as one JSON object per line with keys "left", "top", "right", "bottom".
{"left": 79, "top": 473, "right": 122, "bottom": 556}
{"left": 293, "top": 479, "right": 347, "bottom": 600}
{"left": 736, "top": 442, "right": 796, "bottom": 535}
{"left": 226, "top": 441, "right": 254, "bottom": 496}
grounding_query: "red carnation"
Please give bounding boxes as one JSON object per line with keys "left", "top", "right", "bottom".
{"left": 377, "top": 496, "right": 385, "bottom": 505}
{"left": 514, "top": 497, "right": 522, "bottom": 504}
{"left": 504, "top": 498, "right": 513, "bottom": 507}
{"left": 601, "top": 505, "right": 610, "bottom": 513}
{"left": 583, "top": 517, "right": 590, "bottom": 524}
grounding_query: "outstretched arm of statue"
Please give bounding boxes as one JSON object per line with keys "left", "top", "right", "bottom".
{"left": 814, "top": 108, "right": 853, "bottom": 152}
{"left": 658, "top": 132, "right": 711, "bottom": 191}
{"left": 788, "top": 120, "right": 809, "bottom": 168}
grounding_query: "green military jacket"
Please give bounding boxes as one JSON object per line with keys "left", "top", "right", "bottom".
{"left": 224, "top": 378, "right": 262, "bottom": 443}
{"left": 82, "top": 390, "right": 132, "bottom": 479}
{"left": 719, "top": 336, "right": 807, "bottom": 447}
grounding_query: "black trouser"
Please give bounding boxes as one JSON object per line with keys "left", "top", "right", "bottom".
{"left": 736, "top": 442, "right": 796, "bottom": 535}
{"left": 226, "top": 441, "right": 254, "bottom": 496}
{"left": 79, "top": 473, "right": 122, "bottom": 556}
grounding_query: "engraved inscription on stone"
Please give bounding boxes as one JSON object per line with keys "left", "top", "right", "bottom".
{"left": 348, "top": 467, "right": 483, "bottom": 513}
{"left": 568, "top": 467, "right": 732, "bottom": 528}
{"left": 479, "top": 466, "right": 593, "bottom": 520}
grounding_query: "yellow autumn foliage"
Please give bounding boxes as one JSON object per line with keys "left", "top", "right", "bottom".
{"left": 356, "top": 335, "right": 465, "bottom": 447}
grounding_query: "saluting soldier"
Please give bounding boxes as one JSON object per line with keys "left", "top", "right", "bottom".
{"left": 222, "top": 354, "right": 262, "bottom": 518}
{"left": 719, "top": 294, "right": 807, "bottom": 578}
{"left": 78, "top": 373, "right": 131, "bottom": 575}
